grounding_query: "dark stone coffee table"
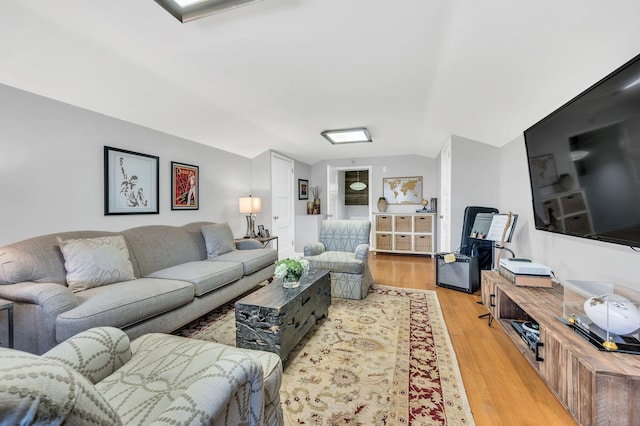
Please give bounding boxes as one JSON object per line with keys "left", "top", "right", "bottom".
{"left": 235, "top": 269, "right": 331, "bottom": 366}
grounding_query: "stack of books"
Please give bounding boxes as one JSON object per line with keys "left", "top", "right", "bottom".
{"left": 497, "top": 258, "right": 553, "bottom": 288}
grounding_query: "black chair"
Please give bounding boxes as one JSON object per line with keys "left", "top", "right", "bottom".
{"left": 459, "top": 206, "right": 498, "bottom": 270}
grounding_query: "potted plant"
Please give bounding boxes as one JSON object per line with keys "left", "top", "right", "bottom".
{"left": 275, "top": 256, "right": 310, "bottom": 288}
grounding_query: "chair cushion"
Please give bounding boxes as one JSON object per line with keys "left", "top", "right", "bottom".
{"left": 96, "top": 333, "right": 282, "bottom": 425}
{"left": 147, "top": 260, "right": 244, "bottom": 296}
{"left": 57, "top": 235, "right": 135, "bottom": 292}
{"left": 55, "top": 278, "right": 194, "bottom": 342}
{"left": 0, "top": 347, "right": 122, "bottom": 425}
{"left": 305, "top": 251, "right": 365, "bottom": 274}
{"left": 212, "top": 248, "right": 277, "bottom": 275}
{"left": 319, "top": 219, "right": 371, "bottom": 252}
{"left": 201, "top": 223, "right": 236, "bottom": 258}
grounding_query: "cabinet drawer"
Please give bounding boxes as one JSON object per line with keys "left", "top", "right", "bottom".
{"left": 414, "top": 215, "right": 432, "bottom": 233}
{"left": 413, "top": 235, "right": 432, "bottom": 252}
{"left": 560, "top": 192, "right": 586, "bottom": 214}
{"left": 564, "top": 213, "right": 591, "bottom": 234}
{"left": 394, "top": 234, "right": 411, "bottom": 251}
{"left": 394, "top": 215, "right": 412, "bottom": 232}
{"left": 376, "top": 215, "right": 392, "bottom": 232}
{"left": 376, "top": 233, "right": 392, "bottom": 250}
{"left": 542, "top": 198, "right": 561, "bottom": 219}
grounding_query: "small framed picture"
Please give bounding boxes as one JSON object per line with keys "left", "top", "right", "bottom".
{"left": 298, "top": 179, "right": 309, "bottom": 200}
{"left": 265, "top": 229, "right": 270, "bottom": 238}
{"left": 257, "top": 225, "right": 265, "bottom": 237}
{"left": 171, "top": 162, "right": 199, "bottom": 210}
{"left": 104, "top": 146, "right": 159, "bottom": 215}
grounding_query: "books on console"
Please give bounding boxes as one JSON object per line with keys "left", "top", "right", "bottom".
{"left": 498, "top": 258, "right": 553, "bottom": 288}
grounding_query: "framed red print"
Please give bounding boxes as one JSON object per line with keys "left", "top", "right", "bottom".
{"left": 171, "top": 162, "right": 199, "bottom": 210}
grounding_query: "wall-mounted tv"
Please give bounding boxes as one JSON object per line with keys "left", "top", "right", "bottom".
{"left": 524, "top": 52, "right": 640, "bottom": 248}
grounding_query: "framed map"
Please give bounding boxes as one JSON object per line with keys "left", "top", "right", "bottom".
{"left": 383, "top": 176, "right": 423, "bottom": 205}
{"left": 530, "top": 154, "right": 558, "bottom": 187}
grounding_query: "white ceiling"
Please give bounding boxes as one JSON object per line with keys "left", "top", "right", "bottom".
{"left": 2, "top": 1, "right": 640, "bottom": 165}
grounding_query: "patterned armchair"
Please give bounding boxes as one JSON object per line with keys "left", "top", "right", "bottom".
{"left": 303, "top": 219, "right": 372, "bottom": 300}
{"left": 0, "top": 327, "right": 283, "bottom": 426}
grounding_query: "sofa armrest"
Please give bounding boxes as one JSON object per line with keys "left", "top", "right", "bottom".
{"left": 0, "top": 281, "right": 78, "bottom": 316}
{"left": 236, "top": 239, "right": 264, "bottom": 250}
{"left": 354, "top": 244, "right": 369, "bottom": 262}
{"left": 304, "top": 242, "right": 326, "bottom": 256}
{"left": 148, "top": 353, "right": 265, "bottom": 426}
{"left": 43, "top": 326, "right": 132, "bottom": 384}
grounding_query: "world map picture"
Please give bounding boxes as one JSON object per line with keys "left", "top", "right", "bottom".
{"left": 383, "top": 176, "right": 423, "bottom": 204}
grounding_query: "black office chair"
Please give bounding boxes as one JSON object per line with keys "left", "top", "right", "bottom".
{"left": 459, "top": 206, "right": 498, "bottom": 270}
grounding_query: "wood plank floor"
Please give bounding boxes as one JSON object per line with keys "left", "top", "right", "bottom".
{"left": 368, "top": 253, "right": 578, "bottom": 426}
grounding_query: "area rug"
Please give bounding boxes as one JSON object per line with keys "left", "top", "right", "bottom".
{"left": 176, "top": 284, "right": 475, "bottom": 425}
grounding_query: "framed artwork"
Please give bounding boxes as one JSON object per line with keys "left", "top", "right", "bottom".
{"left": 382, "top": 176, "right": 423, "bottom": 204}
{"left": 530, "top": 154, "right": 558, "bottom": 187}
{"left": 257, "top": 224, "right": 265, "bottom": 237}
{"left": 171, "top": 161, "right": 199, "bottom": 210}
{"left": 104, "top": 146, "right": 159, "bottom": 215}
{"left": 298, "top": 179, "right": 309, "bottom": 200}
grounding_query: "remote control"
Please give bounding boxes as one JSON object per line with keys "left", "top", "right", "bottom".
{"left": 508, "top": 258, "right": 532, "bottom": 262}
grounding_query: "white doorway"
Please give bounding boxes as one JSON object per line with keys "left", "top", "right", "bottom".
{"left": 271, "top": 152, "right": 295, "bottom": 259}
{"left": 326, "top": 165, "right": 372, "bottom": 221}
{"left": 439, "top": 140, "right": 452, "bottom": 252}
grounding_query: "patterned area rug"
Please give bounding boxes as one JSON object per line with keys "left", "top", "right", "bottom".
{"left": 176, "top": 284, "right": 475, "bottom": 425}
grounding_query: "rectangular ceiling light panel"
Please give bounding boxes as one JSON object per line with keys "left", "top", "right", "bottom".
{"left": 321, "top": 128, "right": 372, "bottom": 144}
{"left": 155, "top": 0, "right": 264, "bottom": 22}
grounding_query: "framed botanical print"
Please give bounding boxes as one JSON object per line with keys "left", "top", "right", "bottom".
{"left": 104, "top": 146, "right": 159, "bottom": 215}
{"left": 171, "top": 162, "right": 199, "bottom": 210}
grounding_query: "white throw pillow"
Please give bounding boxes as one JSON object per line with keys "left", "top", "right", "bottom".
{"left": 201, "top": 223, "right": 236, "bottom": 258}
{"left": 57, "top": 235, "right": 135, "bottom": 292}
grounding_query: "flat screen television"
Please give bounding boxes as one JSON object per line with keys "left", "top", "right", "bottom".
{"left": 524, "top": 52, "right": 640, "bottom": 248}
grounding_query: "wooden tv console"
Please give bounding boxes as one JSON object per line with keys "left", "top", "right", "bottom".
{"left": 481, "top": 271, "right": 640, "bottom": 426}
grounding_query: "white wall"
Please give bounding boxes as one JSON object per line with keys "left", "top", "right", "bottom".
{"left": 448, "top": 135, "right": 500, "bottom": 250}
{"left": 498, "top": 135, "right": 640, "bottom": 290}
{"left": 0, "top": 84, "right": 252, "bottom": 245}
{"left": 311, "top": 155, "right": 437, "bottom": 214}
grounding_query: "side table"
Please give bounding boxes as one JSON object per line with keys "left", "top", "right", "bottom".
{"left": 236, "top": 236, "right": 278, "bottom": 252}
{"left": 0, "top": 298, "right": 14, "bottom": 349}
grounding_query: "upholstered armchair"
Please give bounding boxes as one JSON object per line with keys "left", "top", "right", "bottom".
{"left": 303, "top": 219, "right": 372, "bottom": 300}
{"left": 0, "top": 327, "right": 283, "bottom": 426}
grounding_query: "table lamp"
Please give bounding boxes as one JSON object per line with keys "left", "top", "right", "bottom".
{"left": 239, "top": 196, "right": 261, "bottom": 238}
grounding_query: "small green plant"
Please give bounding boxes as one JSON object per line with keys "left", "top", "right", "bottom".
{"left": 275, "top": 256, "right": 310, "bottom": 281}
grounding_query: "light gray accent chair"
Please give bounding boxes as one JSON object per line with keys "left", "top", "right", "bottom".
{"left": 0, "top": 326, "right": 283, "bottom": 426}
{"left": 303, "top": 219, "right": 373, "bottom": 300}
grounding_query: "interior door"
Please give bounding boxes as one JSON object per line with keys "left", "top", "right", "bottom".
{"left": 326, "top": 165, "right": 339, "bottom": 220}
{"left": 440, "top": 140, "right": 452, "bottom": 252}
{"left": 271, "top": 153, "right": 294, "bottom": 258}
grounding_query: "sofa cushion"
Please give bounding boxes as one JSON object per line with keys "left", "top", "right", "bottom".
{"left": 212, "top": 248, "right": 277, "bottom": 275}
{"left": 55, "top": 278, "right": 194, "bottom": 342}
{"left": 57, "top": 235, "right": 135, "bottom": 292}
{"left": 305, "top": 251, "right": 365, "bottom": 274}
{"left": 147, "top": 261, "right": 243, "bottom": 297}
{"left": 201, "top": 223, "right": 236, "bottom": 258}
{"left": 0, "top": 347, "right": 122, "bottom": 425}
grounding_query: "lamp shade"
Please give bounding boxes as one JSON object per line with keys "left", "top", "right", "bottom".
{"left": 239, "top": 196, "right": 261, "bottom": 214}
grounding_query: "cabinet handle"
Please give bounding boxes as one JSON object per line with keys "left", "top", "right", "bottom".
{"left": 489, "top": 294, "right": 496, "bottom": 307}
{"left": 535, "top": 341, "right": 544, "bottom": 362}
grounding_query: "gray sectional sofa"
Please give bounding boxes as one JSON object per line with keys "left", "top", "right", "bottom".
{"left": 0, "top": 221, "right": 277, "bottom": 354}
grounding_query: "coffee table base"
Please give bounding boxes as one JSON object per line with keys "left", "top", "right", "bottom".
{"left": 235, "top": 270, "right": 331, "bottom": 366}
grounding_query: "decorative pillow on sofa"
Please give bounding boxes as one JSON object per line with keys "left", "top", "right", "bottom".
{"left": 201, "top": 223, "right": 236, "bottom": 259}
{"left": 57, "top": 235, "right": 135, "bottom": 292}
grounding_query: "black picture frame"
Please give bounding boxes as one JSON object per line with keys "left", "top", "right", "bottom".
{"left": 171, "top": 161, "right": 199, "bottom": 210}
{"left": 104, "top": 146, "right": 159, "bottom": 215}
{"left": 298, "top": 179, "right": 309, "bottom": 200}
{"left": 257, "top": 224, "right": 265, "bottom": 237}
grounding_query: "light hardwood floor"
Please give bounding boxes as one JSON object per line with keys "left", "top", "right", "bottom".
{"left": 368, "top": 253, "right": 578, "bottom": 426}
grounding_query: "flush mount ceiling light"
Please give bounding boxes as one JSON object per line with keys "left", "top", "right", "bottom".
{"left": 321, "top": 127, "right": 372, "bottom": 145}
{"left": 154, "top": 0, "right": 264, "bottom": 23}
